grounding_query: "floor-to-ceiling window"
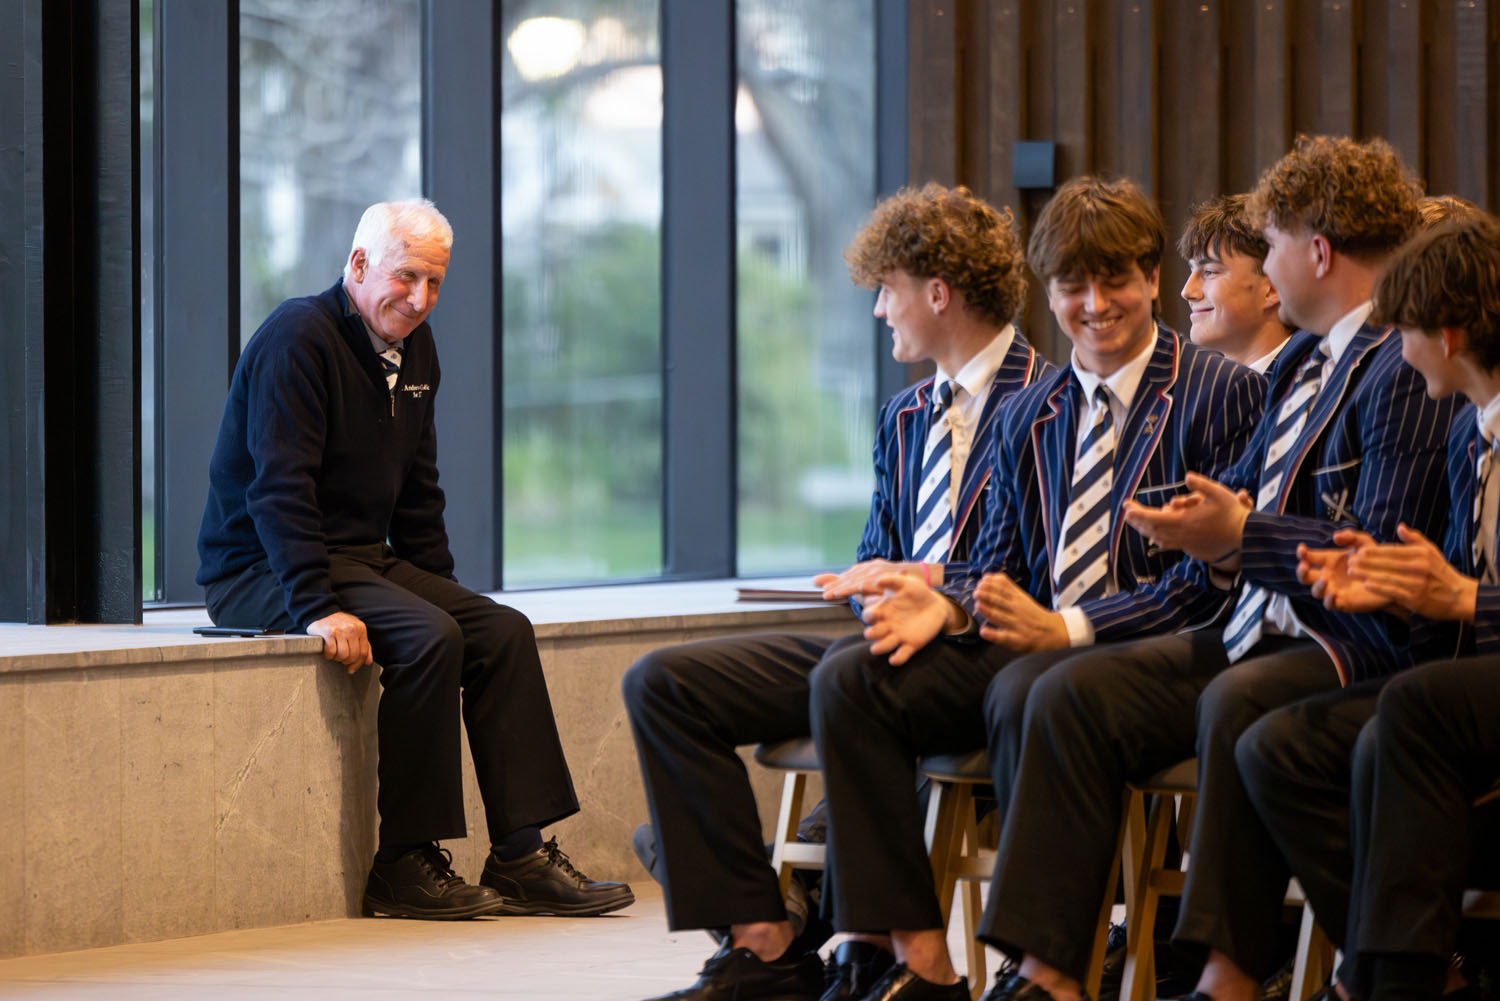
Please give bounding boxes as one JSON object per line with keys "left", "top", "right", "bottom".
{"left": 499, "top": 3, "right": 665, "bottom": 587}
{"left": 734, "top": 0, "right": 876, "bottom": 574}
{"left": 239, "top": 0, "right": 424, "bottom": 347}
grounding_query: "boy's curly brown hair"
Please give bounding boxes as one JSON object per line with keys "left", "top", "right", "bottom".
{"left": 1417, "top": 193, "right": 1485, "bottom": 228}
{"left": 1372, "top": 213, "right": 1500, "bottom": 374}
{"left": 844, "top": 183, "right": 1028, "bottom": 327}
{"left": 1246, "top": 134, "right": 1423, "bottom": 259}
{"left": 1176, "top": 194, "right": 1268, "bottom": 271}
{"left": 1026, "top": 174, "right": 1165, "bottom": 285}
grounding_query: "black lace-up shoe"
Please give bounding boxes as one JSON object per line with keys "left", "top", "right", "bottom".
{"left": 480, "top": 836, "right": 635, "bottom": 916}
{"left": 362, "top": 843, "right": 504, "bottom": 919}
{"left": 860, "top": 963, "right": 971, "bottom": 1001}
{"left": 644, "top": 939, "right": 825, "bottom": 1001}
{"left": 980, "top": 969, "right": 1081, "bottom": 1001}
{"left": 820, "top": 940, "right": 897, "bottom": 1001}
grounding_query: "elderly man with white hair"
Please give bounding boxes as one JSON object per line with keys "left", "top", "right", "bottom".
{"left": 196, "top": 199, "right": 631, "bottom": 921}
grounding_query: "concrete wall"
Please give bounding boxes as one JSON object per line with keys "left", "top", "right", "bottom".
{"left": 0, "top": 609, "right": 849, "bottom": 958}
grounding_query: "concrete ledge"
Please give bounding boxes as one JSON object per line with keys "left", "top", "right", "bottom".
{"left": 0, "top": 579, "right": 851, "bottom": 958}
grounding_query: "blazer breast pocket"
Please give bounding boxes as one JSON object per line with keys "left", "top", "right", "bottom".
{"left": 1313, "top": 457, "right": 1362, "bottom": 524}
{"left": 1132, "top": 479, "right": 1191, "bottom": 504}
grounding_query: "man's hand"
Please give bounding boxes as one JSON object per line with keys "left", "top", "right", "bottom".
{"left": 1345, "top": 523, "right": 1478, "bottom": 622}
{"left": 307, "top": 611, "right": 374, "bottom": 673}
{"left": 1297, "top": 530, "right": 1388, "bottom": 613}
{"left": 975, "top": 572, "right": 1069, "bottom": 652}
{"left": 1122, "top": 471, "right": 1251, "bottom": 570}
{"left": 814, "top": 559, "right": 932, "bottom": 600}
{"left": 859, "top": 574, "right": 965, "bottom": 667}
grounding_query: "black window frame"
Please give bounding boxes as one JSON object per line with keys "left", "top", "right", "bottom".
{"left": 0, "top": 0, "right": 908, "bottom": 621}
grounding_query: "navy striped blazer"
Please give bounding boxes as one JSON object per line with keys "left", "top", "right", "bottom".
{"left": 1234, "top": 326, "right": 1458, "bottom": 683}
{"left": 856, "top": 331, "right": 1054, "bottom": 578}
{"left": 1422, "top": 404, "right": 1500, "bottom": 658}
{"left": 948, "top": 323, "right": 1265, "bottom": 641}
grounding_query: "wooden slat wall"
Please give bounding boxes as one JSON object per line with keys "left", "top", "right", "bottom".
{"left": 909, "top": 0, "right": 1500, "bottom": 364}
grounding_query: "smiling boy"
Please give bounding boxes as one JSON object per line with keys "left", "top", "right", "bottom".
{"left": 1179, "top": 194, "right": 1293, "bottom": 373}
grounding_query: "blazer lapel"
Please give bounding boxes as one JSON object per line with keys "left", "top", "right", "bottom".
{"left": 1032, "top": 376, "right": 1077, "bottom": 574}
{"left": 1462, "top": 435, "right": 1480, "bottom": 575}
{"left": 1110, "top": 326, "right": 1177, "bottom": 569}
{"left": 949, "top": 338, "right": 1040, "bottom": 553}
{"left": 896, "top": 382, "right": 934, "bottom": 548}
{"left": 1272, "top": 322, "right": 1391, "bottom": 512}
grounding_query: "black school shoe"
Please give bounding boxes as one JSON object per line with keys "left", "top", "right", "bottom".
{"left": 821, "top": 940, "right": 898, "bottom": 1001}
{"left": 643, "top": 939, "right": 825, "bottom": 1001}
{"left": 480, "top": 836, "right": 635, "bottom": 916}
{"left": 980, "top": 969, "right": 1083, "bottom": 1001}
{"left": 362, "top": 843, "right": 505, "bottom": 919}
{"left": 860, "top": 963, "right": 971, "bottom": 1001}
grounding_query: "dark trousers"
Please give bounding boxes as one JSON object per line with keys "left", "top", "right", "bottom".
{"left": 1171, "top": 639, "right": 1335, "bottom": 979}
{"left": 1246, "top": 658, "right": 1500, "bottom": 1001}
{"left": 1237, "top": 676, "right": 1387, "bottom": 961}
{"left": 205, "top": 545, "right": 579, "bottom": 849}
{"left": 810, "top": 634, "right": 1023, "bottom": 933}
{"left": 977, "top": 631, "right": 1332, "bottom": 982}
{"left": 979, "top": 631, "right": 1225, "bottom": 980}
{"left": 620, "top": 630, "right": 856, "bottom": 931}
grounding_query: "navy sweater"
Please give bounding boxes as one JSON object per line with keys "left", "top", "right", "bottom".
{"left": 196, "top": 280, "right": 453, "bottom": 628}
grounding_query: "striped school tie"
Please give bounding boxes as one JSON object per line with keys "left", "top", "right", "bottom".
{"left": 1473, "top": 431, "right": 1497, "bottom": 583}
{"left": 912, "top": 380, "right": 959, "bottom": 563}
{"left": 1054, "top": 385, "right": 1116, "bottom": 609}
{"left": 377, "top": 344, "right": 404, "bottom": 390}
{"left": 1223, "top": 346, "right": 1329, "bottom": 662}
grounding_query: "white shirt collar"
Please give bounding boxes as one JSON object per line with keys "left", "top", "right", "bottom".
{"left": 1248, "top": 338, "right": 1290, "bottom": 375}
{"left": 1071, "top": 329, "right": 1156, "bottom": 411}
{"left": 1324, "top": 301, "right": 1373, "bottom": 366}
{"left": 933, "top": 324, "right": 1018, "bottom": 403}
{"left": 1478, "top": 395, "right": 1500, "bottom": 446}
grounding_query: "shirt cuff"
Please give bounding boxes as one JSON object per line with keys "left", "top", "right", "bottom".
{"left": 942, "top": 597, "right": 980, "bottom": 639}
{"left": 1060, "top": 606, "right": 1095, "bottom": 647}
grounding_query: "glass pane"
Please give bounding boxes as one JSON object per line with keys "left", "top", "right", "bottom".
{"left": 140, "top": 0, "right": 156, "bottom": 600}
{"left": 735, "top": 0, "right": 877, "bottom": 575}
{"left": 500, "top": 2, "right": 663, "bottom": 586}
{"left": 240, "top": 0, "right": 423, "bottom": 348}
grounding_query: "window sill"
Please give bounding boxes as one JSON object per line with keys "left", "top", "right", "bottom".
{"left": 0, "top": 575, "right": 853, "bottom": 674}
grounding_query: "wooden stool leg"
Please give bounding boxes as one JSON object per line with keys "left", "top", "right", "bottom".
{"left": 928, "top": 780, "right": 972, "bottom": 919}
{"left": 1291, "top": 902, "right": 1333, "bottom": 1001}
{"left": 769, "top": 771, "right": 808, "bottom": 897}
{"left": 1084, "top": 791, "right": 1129, "bottom": 1001}
{"left": 1118, "top": 789, "right": 1150, "bottom": 1001}
{"left": 962, "top": 863, "right": 987, "bottom": 998}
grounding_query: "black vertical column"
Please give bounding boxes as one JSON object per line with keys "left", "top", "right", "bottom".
{"left": 0, "top": 0, "right": 29, "bottom": 621}
{"left": 661, "top": 0, "right": 736, "bottom": 579}
{"left": 874, "top": 0, "right": 911, "bottom": 404}
{"left": 424, "top": 0, "right": 501, "bottom": 591}
{"left": 15, "top": 0, "right": 141, "bottom": 623}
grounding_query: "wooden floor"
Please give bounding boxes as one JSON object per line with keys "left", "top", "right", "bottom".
{"left": 0, "top": 884, "right": 996, "bottom": 1001}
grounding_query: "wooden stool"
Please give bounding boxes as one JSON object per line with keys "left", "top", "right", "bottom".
{"left": 753, "top": 737, "right": 826, "bottom": 896}
{"left": 1118, "top": 758, "right": 1198, "bottom": 1001}
{"left": 923, "top": 749, "right": 1115, "bottom": 1001}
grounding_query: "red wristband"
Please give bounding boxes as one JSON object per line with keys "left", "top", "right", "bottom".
{"left": 922, "top": 561, "right": 933, "bottom": 587}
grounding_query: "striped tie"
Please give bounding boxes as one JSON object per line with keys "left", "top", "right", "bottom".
{"left": 1223, "top": 347, "right": 1329, "bottom": 662}
{"left": 377, "top": 344, "right": 403, "bottom": 390}
{"left": 1054, "top": 385, "right": 1116, "bottom": 609}
{"left": 912, "top": 380, "right": 959, "bottom": 563}
{"left": 1474, "top": 432, "right": 1497, "bottom": 583}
